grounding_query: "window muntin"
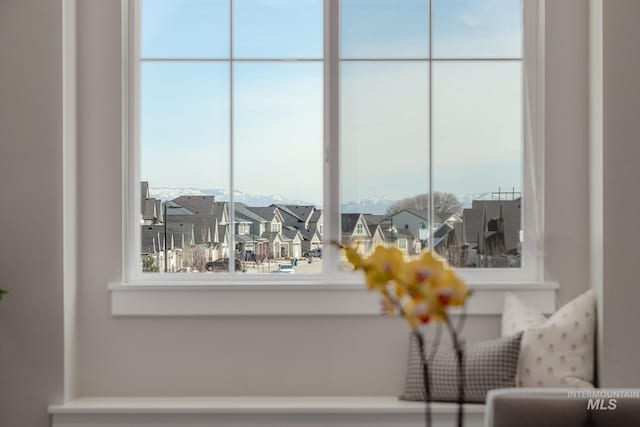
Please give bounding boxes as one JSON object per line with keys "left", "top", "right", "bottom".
{"left": 135, "top": 0, "right": 532, "bottom": 280}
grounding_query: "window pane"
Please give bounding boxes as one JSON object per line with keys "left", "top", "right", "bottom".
{"left": 341, "top": 0, "right": 429, "bottom": 59}
{"left": 340, "top": 62, "right": 429, "bottom": 256}
{"left": 432, "top": 0, "right": 522, "bottom": 58}
{"left": 141, "top": 0, "right": 230, "bottom": 58}
{"left": 234, "top": 63, "right": 323, "bottom": 273}
{"left": 140, "top": 63, "right": 230, "bottom": 273}
{"left": 433, "top": 61, "right": 522, "bottom": 268}
{"left": 233, "top": 0, "right": 323, "bottom": 58}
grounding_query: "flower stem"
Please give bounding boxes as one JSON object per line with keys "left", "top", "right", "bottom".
{"left": 445, "top": 316, "right": 464, "bottom": 427}
{"left": 413, "top": 330, "right": 432, "bottom": 427}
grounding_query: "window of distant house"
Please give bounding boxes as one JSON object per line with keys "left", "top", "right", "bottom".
{"left": 135, "top": 0, "right": 531, "bottom": 278}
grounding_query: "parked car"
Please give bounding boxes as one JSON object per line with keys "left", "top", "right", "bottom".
{"left": 271, "top": 264, "right": 295, "bottom": 274}
{"left": 205, "top": 258, "right": 242, "bottom": 272}
{"left": 303, "top": 249, "right": 322, "bottom": 258}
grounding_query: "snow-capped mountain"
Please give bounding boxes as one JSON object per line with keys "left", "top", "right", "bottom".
{"left": 340, "top": 197, "right": 396, "bottom": 215}
{"left": 149, "top": 188, "right": 501, "bottom": 213}
{"left": 150, "top": 187, "right": 318, "bottom": 207}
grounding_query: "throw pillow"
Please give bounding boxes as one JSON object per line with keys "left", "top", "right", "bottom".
{"left": 501, "top": 290, "right": 596, "bottom": 388}
{"left": 401, "top": 332, "right": 523, "bottom": 403}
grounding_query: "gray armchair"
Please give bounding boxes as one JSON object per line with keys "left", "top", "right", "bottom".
{"left": 485, "top": 388, "right": 640, "bottom": 427}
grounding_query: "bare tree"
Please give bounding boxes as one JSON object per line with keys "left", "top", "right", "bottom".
{"left": 386, "top": 192, "right": 462, "bottom": 220}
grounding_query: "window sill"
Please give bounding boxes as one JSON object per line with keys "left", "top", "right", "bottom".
{"left": 49, "top": 396, "right": 486, "bottom": 427}
{"left": 109, "top": 281, "right": 558, "bottom": 316}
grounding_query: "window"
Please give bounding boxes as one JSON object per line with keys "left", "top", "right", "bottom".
{"left": 130, "top": 0, "right": 543, "bottom": 283}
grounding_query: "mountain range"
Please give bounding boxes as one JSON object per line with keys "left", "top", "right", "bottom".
{"left": 150, "top": 188, "right": 500, "bottom": 215}
{"left": 149, "top": 187, "right": 316, "bottom": 208}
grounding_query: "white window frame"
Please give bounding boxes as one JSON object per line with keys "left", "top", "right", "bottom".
{"left": 111, "top": 0, "right": 556, "bottom": 316}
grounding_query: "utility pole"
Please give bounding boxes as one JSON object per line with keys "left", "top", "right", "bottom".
{"left": 164, "top": 201, "right": 168, "bottom": 273}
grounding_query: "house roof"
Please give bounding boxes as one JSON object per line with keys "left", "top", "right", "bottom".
{"left": 141, "top": 225, "right": 162, "bottom": 254}
{"left": 235, "top": 203, "right": 268, "bottom": 223}
{"left": 300, "top": 228, "right": 320, "bottom": 242}
{"left": 171, "top": 195, "right": 217, "bottom": 215}
{"left": 210, "top": 202, "right": 228, "bottom": 223}
{"left": 282, "top": 205, "right": 315, "bottom": 222}
{"left": 166, "top": 213, "right": 210, "bottom": 226}
{"left": 235, "top": 234, "right": 254, "bottom": 244}
{"left": 141, "top": 182, "right": 150, "bottom": 213}
{"left": 282, "top": 227, "right": 301, "bottom": 241}
{"left": 341, "top": 213, "right": 368, "bottom": 235}
{"left": 165, "top": 200, "right": 193, "bottom": 216}
{"left": 384, "top": 209, "right": 444, "bottom": 225}
{"left": 165, "top": 222, "right": 195, "bottom": 246}
{"left": 434, "top": 223, "right": 453, "bottom": 239}
{"left": 363, "top": 214, "right": 387, "bottom": 227}
{"left": 464, "top": 198, "right": 521, "bottom": 253}
{"left": 142, "top": 198, "right": 158, "bottom": 221}
{"left": 453, "top": 222, "right": 468, "bottom": 246}
{"left": 271, "top": 204, "right": 304, "bottom": 222}
{"left": 155, "top": 199, "right": 163, "bottom": 223}
{"left": 463, "top": 208, "right": 481, "bottom": 244}
{"left": 217, "top": 224, "right": 228, "bottom": 243}
{"left": 310, "top": 209, "right": 322, "bottom": 223}
{"left": 192, "top": 223, "right": 210, "bottom": 245}
{"left": 247, "top": 206, "right": 279, "bottom": 221}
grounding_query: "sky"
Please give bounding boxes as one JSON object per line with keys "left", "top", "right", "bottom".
{"left": 140, "top": 0, "right": 523, "bottom": 206}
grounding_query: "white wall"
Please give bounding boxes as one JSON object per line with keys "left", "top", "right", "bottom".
{"left": 0, "top": 0, "right": 65, "bottom": 425}
{"left": 73, "top": 0, "right": 592, "bottom": 397}
{"left": 544, "top": 0, "right": 591, "bottom": 306}
{"left": 0, "top": 1, "right": 596, "bottom": 423}
{"left": 591, "top": 0, "right": 640, "bottom": 387}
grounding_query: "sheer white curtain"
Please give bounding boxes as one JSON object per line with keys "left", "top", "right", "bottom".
{"left": 523, "top": 0, "right": 546, "bottom": 280}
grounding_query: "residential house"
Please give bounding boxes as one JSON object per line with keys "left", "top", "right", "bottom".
{"left": 276, "top": 204, "right": 323, "bottom": 255}
{"left": 341, "top": 213, "right": 372, "bottom": 253}
{"left": 462, "top": 198, "right": 522, "bottom": 267}
{"left": 140, "top": 181, "right": 162, "bottom": 225}
{"left": 246, "top": 206, "right": 287, "bottom": 259}
{"left": 282, "top": 226, "right": 304, "bottom": 258}
{"left": 141, "top": 224, "right": 181, "bottom": 272}
{"left": 234, "top": 203, "right": 270, "bottom": 260}
{"left": 363, "top": 214, "right": 392, "bottom": 248}
{"left": 383, "top": 209, "right": 443, "bottom": 249}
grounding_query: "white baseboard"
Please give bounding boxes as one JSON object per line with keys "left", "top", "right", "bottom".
{"left": 49, "top": 397, "right": 485, "bottom": 427}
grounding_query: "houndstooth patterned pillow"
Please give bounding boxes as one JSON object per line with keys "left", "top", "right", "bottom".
{"left": 401, "top": 332, "right": 523, "bottom": 403}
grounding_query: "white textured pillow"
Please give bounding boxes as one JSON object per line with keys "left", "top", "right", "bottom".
{"left": 501, "top": 290, "right": 596, "bottom": 388}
